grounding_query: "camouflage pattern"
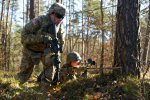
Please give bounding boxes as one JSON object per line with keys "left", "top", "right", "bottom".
{"left": 59, "top": 52, "right": 82, "bottom": 82}
{"left": 59, "top": 64, "right": 78, "bottom": 82}
{"left": 21, "top": 15, "right": 64, "bottom": 51}
{"left": 48, "top": 3, "right": 66, "bottom": 16}
{"left": 17, "top": 3, "right": 65, "bottom": 90}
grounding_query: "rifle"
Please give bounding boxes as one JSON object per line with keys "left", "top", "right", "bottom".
{"left": 44, "top": 23, "right": 62, "bottom": 86}
{"left": 74, "top": 58, "right": 97, "bottom": 78}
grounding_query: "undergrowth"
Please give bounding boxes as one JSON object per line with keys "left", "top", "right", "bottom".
{"left": 0, "top": 71, "right": 149, "bottom": 100}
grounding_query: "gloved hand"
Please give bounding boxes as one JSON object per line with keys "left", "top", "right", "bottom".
{"left": 43, "top": 35, "right": 52, "bottom": 44}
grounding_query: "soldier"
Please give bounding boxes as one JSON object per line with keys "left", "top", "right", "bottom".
{"left": 60, "top": 51, "right": 82, "bottom": 83}
{"left": 17, "top": 3, "right": 66, "bottom": 92}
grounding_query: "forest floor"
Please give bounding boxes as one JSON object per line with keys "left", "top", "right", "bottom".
{"left": 0, "top": 70, "right": 150, "bottom": 100}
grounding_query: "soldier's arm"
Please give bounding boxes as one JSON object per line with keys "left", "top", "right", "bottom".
{"left": 21, "top": 17, "right": 44, "bottom": 45}
{"left": 59, "top": 66, "right": 68, "bottom": 82}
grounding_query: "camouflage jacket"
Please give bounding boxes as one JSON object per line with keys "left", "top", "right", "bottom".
{"left": 21, "top": 14, "right": 64, "bottom": 52}
{"left": 60, "top": 64, "right": 78, "bottom": 82}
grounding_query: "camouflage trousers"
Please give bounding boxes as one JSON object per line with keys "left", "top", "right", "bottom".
{"left": 17, "top": 47, "right": 57, "bottom": 91}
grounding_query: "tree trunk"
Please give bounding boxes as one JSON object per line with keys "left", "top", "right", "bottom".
{"left": 85, "top": 16, "right": 89, "bottom": 59}
{"left": 100, "top": 0, "right": 104, "bottom": 75}
{"left": 37, "top": 0, "right": 40, "bottom": 16}
{"left": 1, "top": 0, "right": 6, "bottom": 70}
{"left": 23, "top": 0, "right": 25, "bottom": 26}
{"left": 82, "top": 0, "right": 85, "bottom": 61}
{"left": 113, "top": 0, "right": 140, "bottom": 77}
{"left": 26, "top": 0, "right": 29, "bottom": 23}
{"left": 5, "top": 0, "right": 11, "bottom": 71}
{"left": 110, "top": 0, "right": 116, "bottom": 66}
{"left": 0, "top": 0, "right": 5, "bottom": 69}
{"left": 30, "top": 0, "right": 35, "bottom": 20}
{"left": 0, "top": 0, "right": 5, "bottom": 30}
{"left": 142, "top": 0, "right": 150, "bottom": 65}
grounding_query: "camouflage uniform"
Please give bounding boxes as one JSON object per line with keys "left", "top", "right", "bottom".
{"left": 60, "top": 64, "right": 77, "bottom": 82}
{"left": 59, "top": 51, "right": 82, "bottom": 83}
{"left": 17, "top": 3, "right": 66, "bottom": 90}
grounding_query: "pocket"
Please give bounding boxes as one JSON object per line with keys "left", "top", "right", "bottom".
{"left": 45, "top": 54, "right": 54, "bottom": 66}
{"left": 31, "top": 52, "right": 41, "bottom": 65}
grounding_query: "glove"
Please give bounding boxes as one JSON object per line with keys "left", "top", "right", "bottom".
{"left": 43, "top": 36, "right": 52, "bottom": 44}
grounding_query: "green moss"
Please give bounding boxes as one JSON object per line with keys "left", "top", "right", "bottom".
{"left": 0, "top": 70, "right": 149, "bottom": 100}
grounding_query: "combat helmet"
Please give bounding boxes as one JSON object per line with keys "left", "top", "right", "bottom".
{"left": 66, "top": 51, "right": 82, "bottom": 64}
{"left": 48, "top": 3, "right": 66, "bottom": 17}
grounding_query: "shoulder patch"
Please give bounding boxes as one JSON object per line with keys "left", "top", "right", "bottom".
{"left": 31, "top": 19, "right": 39, "bottom": 26}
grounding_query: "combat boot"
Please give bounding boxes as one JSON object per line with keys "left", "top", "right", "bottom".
{"left": 16, "top": 72, "right": 30, "bottom": 84}
{"left": 37, "top": 74, "right": 52, "bottom": 93}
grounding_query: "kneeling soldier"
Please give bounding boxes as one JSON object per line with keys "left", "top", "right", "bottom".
{"left": 60, "top": 51, "right": 82, "bottom": 82}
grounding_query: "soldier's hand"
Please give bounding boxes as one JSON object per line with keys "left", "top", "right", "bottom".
{"left": 43, "top": 36, "right": 52, "bottom": 44}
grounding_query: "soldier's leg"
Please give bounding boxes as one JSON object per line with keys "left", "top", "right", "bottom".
{"left": 38, "top": 53, "right": 56, "bottom": 92}
{"left": 17, "top": 48, "right": 34, "bottom": 83}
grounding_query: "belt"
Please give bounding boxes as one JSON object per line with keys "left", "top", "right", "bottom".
{"left": 27, "top": 47, "right": 44, "bottom": 53}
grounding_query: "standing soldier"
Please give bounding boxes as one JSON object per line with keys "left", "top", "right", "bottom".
{"left": 17, "top": 3, "right": 66, "bottom": 92}
{"left": 60, "top": 51, "right": 82, "bottom": 83}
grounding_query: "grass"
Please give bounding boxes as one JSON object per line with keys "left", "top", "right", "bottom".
{"left": 0, "top": 70, "right": 149, "bottom": 100}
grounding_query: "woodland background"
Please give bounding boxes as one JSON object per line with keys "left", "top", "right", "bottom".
{"left": 0, "top": 0, "right": 150, "bottom": 99}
